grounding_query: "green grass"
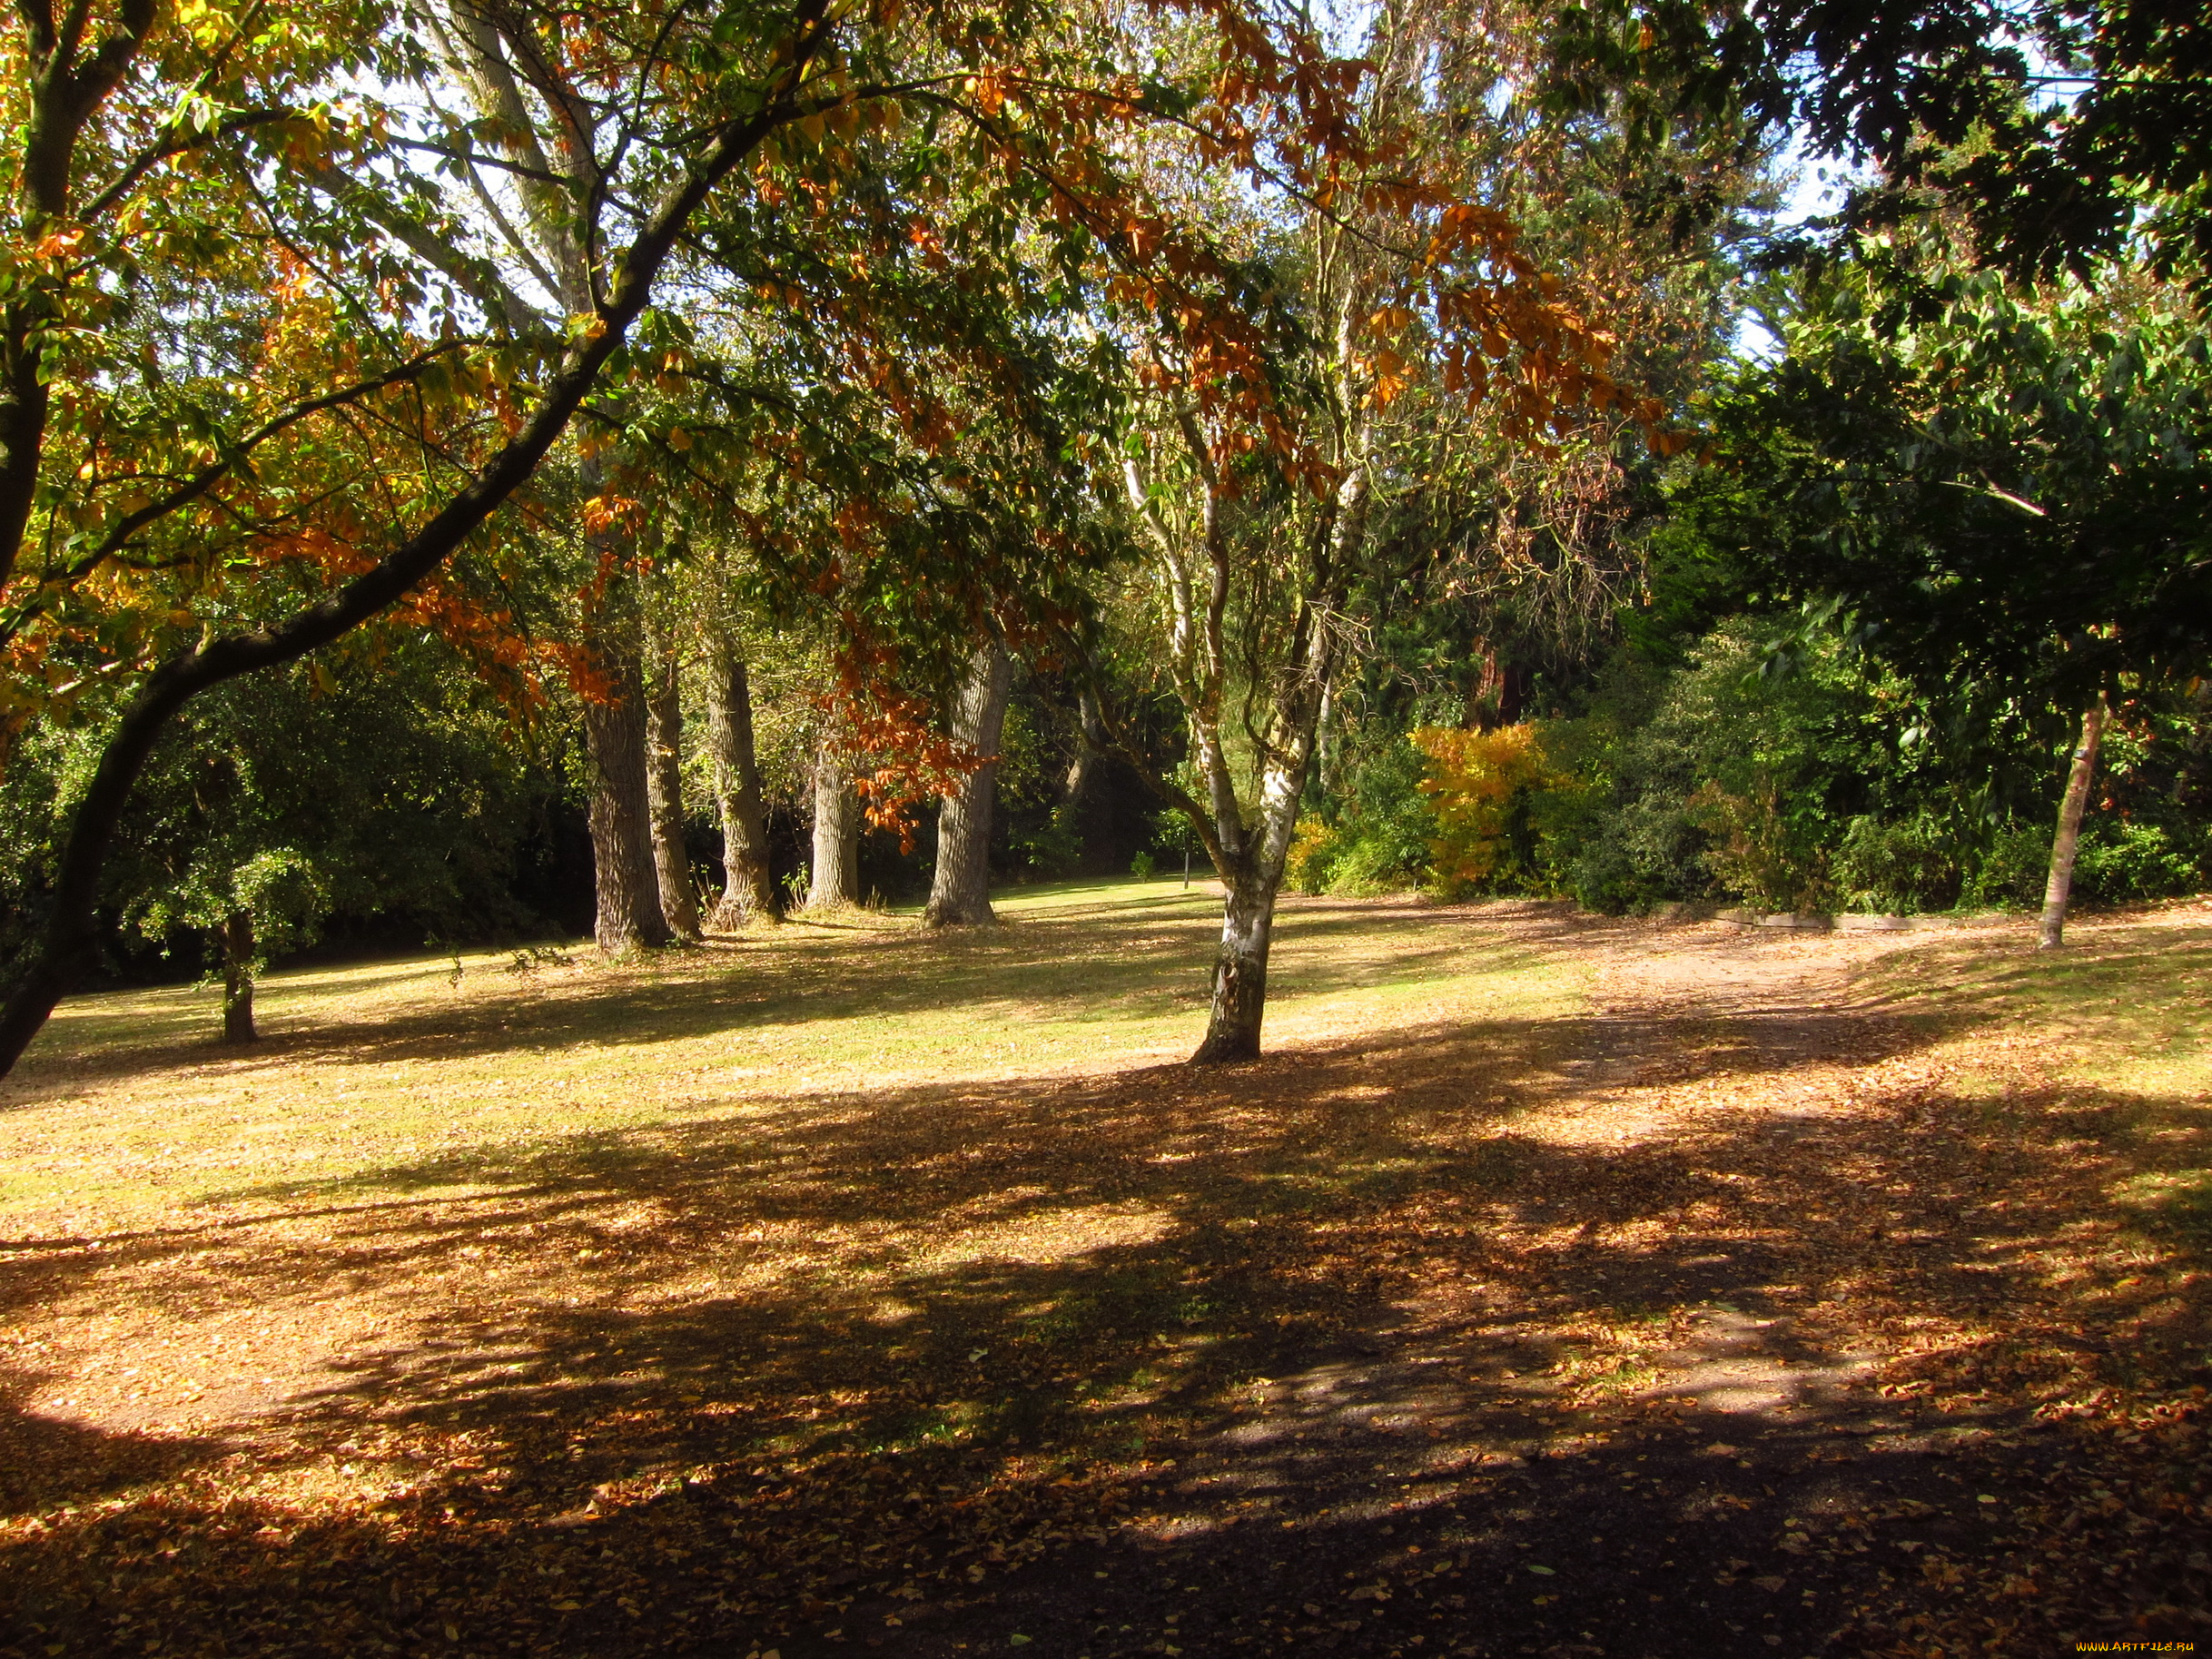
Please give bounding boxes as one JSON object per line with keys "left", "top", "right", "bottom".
{"left": 1862, "top": 906, "right": 2212, "bottom": 1095}
{"left": 0, "top": 878, "right": 1584, "bottom": 1226}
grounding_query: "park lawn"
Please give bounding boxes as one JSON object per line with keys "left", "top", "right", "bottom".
{"left": 0, "top": 877, "right": 1581, "bottom": 1228}
{"left": 1861, "top": 902, "right": 2212, "bottom": 1312}
{"left": 0, "top": 891, "right": 2206, "bottom": 1659}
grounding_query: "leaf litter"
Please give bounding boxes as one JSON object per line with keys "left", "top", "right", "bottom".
{"left": 0, "top": 893, "right": 2206, "bottom": 1656}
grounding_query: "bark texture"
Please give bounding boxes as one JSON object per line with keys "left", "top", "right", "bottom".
{"left": 643, "top": 615, "right": 703, "bottom": 943}
{"left": 220, "top": 911, "right": 256, "bottom": 1044}
{"left": 584, "top": 583, "right": 673, "bottom": 954}
{"left": 2039, "top": 696, "right": 2108, "bottom": 951}
{"left": 1191, "top": 875, "right": 1278, "bottom": 1062}
{"left": 924, "top": 639, "right": 1012, "bottom": 928}
{"left": 1061, "top": 685, "right": 1108, "bottom": 812}
{"left": 808, "top": 735, "right": 862, "bottom": 909}
{"left": 702, "top": 630, "right": 778, "bottom": 925}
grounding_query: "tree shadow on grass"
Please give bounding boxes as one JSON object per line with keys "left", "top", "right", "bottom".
{"left": 6, "top": 979, "right": 2207, "bottom": 1656}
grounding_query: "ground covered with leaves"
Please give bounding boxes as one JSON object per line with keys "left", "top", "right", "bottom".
{"left": 2, "top": 880, "right": 2207, "bottom": 1658}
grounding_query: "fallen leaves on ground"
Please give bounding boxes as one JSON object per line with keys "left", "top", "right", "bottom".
{"left": 0, "top": 895, "right": 2207, "bottom": 1656}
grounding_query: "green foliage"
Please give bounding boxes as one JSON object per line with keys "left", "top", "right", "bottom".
{"left": 3, "top": 636, "right": 549, "bottom": 982}
{"left": 992, "top": 700, "right": 1084, "bottom": 879}
{"left": 1289, "top": 737, "right": 1434, "bottom": 896}
{"left": 1832, "top": 813, "right": 1972, "bottom": 914}
{"left": 1535, "top": 623, "right": 2113, "bottom": 915}
{"left": 1671, "top": 233, "right": 2212, "bottom": 710}
{"left": 2075, "top": 820, "right": 2212, "bottom": 905}
{"left": 1007, "top": 809, "right": 1083, "bottom": 879}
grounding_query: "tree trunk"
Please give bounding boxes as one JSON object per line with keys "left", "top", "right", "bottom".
{"left": 1190, "top": 739, "right": 1313, "bottom": 1062}
{"left": 1191, "top": 871, "right": 1278, "bottom": 1062}
{"left": 220, "top": 910, "right": 256, "bottom": 1043}
{"left": 643, "top": 614, "right": 703, "bottom": 943}
{"left": 2039, "top": 696, "right": 2108, "bottom": 951}
{"left": 924, "top": 639, "right": 1012, "bottom": 928}
{"left": 808, "top": 733, "right": 861, "bottom": 910}
{"left": 1062, "top": 685, "right": 1107, "bottom": 809}
{"left": 583, "top": 581, "right": 673, "bottom": 954}
{"left": 701, "top": 629, "right": 779, "bottom": 926}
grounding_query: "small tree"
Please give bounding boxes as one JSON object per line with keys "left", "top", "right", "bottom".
{"left": 1106, "top": 0, "right": 1644, "bottom": 1060}
{"left": 73, "top": 645, "right": 542, "bottom": 1042}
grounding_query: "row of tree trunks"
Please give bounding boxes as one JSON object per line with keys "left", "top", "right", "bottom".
{"left": 588, "top": 576, "right": 794, "bottom": 945}
{"left": 924, "top": 639, "right": 1012, "bottom": 928}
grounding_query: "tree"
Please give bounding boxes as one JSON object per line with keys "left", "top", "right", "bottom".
{"left": 1103, "top": 0, "right": 1646, "bottom": 1061}
{"left": 1549, "top": 0, "right": 2212, "bottom": 289}
{"left": 923, "top": 636, "right": 1012, "bottom": 925}
{"left": 2040, "top": 695, "right": 2107, "bottom": 948}
{"left": 0, "top": 0, "right": 1415, "bottom": 1077}
{"left": 1664, "top": 228, "right": 2212, "bottom": 941}
{"left": 5, "top": 633, "right": 548, "bottom": 1042}
{"left": 699, "top": 602, "right": 781, "bottom": 925}
{"left": 643, "top": 594, "right": 704, "bottom": 942}
{"left": 0, "top": 0, "right": 853, "bottom": 1072}
{"left": 808, "top": 720, "right": 861, "bottom": 908}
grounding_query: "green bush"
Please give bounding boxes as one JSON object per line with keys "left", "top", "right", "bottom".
{"left": 1962, "top": 822, "right": 2052, "bottom": 908}
{"left": 2074, "top": 819, "right": 2211, "bottom": 904}
{"left": 1292, "top": 736, "right": 1435, "bottom": 895}
{"left": 1833, "top": 813, "right": 1962, "bottom": 913}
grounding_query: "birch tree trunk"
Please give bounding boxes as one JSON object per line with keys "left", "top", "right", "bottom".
{"left": 924, "top": 639, "right": 1013, "bottom": 928}
{"left": 643, "top": 613, "right": 703, "bottom": 943}
{"left": 809, "top": 733, "right": 862, "bottom": 910}
{"left": 2039, "top": 696, "right": 2108, "bottom": 951}
{"left": 220, "top": 911, "right": 256, "bottom": 1044}
{"left": 702, "top": 627, "right": 778, "bottom": 925}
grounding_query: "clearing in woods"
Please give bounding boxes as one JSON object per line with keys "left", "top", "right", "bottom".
{"left": 0, "top": 879, "right": 2207, "bottom": 1657}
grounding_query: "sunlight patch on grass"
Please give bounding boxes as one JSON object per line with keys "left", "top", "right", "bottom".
{"left": 917, "top": 1203, "right": 1175, "bottom": 1269}
{"left": 1861, "top": 908, "right": 2212, "bottom": 1101}
{"left": 0, "top": 894, "right": 1583, "bottom": 1230}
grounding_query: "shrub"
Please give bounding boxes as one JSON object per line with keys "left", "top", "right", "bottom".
{"left": 1685, "top": 776, "right": 1832, "bottom": 912}
{"left": 1286, "top": 815, "right": 1333, "bottom": 894}
{"left": 1833, "top": 812, "right": 1964, "bottom": 913}
{"left": 1962, "top": 822, "right": 2053, "bottom": 908}
{"left": 1289, "top": 737, "right": 1436, "bottom": 895}
{"left": 1413, "top": 724, "right": 1560, "bottom": 899}
{"left": 1009, "top": 808, "right": 1081, "bottom": 877}
{"left": 2074, "top": 819, "right": 2211, "bottom": 903}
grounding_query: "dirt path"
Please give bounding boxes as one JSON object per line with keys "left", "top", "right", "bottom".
{"left": 1, "top": 903, "right": 2206, "bottom": 1659}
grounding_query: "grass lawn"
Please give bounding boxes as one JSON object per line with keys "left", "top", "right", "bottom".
{"left": 0, "top": 886, "right": 2206, "bottom": 1658}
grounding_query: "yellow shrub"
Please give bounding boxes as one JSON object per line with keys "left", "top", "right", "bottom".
{"left": 1286, "top": 814, "right": 1334, "bottom": 894}
{"left": 1412, "top": 724, "right": 1558, "bottom": 896}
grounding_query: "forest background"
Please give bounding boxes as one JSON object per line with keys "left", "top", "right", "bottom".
{"left": 0, "top": 0, "right": 2205, "bottom": 1066}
